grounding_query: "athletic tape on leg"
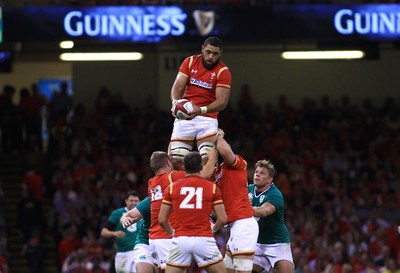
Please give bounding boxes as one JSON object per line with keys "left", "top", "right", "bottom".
{"left": 198, "top": 142, "right": 215, "bottom": 158}
{"left": 170, "top": 142, "right": 192, "bottom": 158}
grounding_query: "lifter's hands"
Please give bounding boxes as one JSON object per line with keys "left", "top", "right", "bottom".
{"left": 187, "top": 103, "right": 201, "bottom": 119}
{"left": 171, "top": 100, "right": 200, "bottom": 120}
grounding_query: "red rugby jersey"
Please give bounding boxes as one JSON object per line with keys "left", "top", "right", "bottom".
{"left": 215, "top": 154, "right": 254, "bottom": 223}
{"left": 162, "top": 175, "right": 223, "bottom": 237}
{"left": 148, "top": 170, "right": 185, "bottom": 239}
{"left": 179, "top": 54, "right": 232, "bottom": 119}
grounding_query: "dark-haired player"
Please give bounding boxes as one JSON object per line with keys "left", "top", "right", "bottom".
{"left": 101, "top": 191, "right": 141, "bottom": 273}
{"left": 169, "top": 36, "right": 232, "bottom": 166}
{"left": 158, "top": 151, "right": 227, "bottom": 273}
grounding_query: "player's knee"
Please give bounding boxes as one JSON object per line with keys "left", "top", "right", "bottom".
{"left": 224, "top": 255, "right": 235, "bottom": 270}
{"left": 198, "top": 142, "right": 215, "bottom": 158}
{"left": 170, "top": 142, "right": 192, "bottom": 159}
{"left": 233, "top": 258, "right": 254, "bottom": 271}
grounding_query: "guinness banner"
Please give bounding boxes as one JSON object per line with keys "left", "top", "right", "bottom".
{"left": 2, "top": 4, "right": 400, "bottom": 43}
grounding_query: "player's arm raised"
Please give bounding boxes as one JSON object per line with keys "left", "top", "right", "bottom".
{"left": 200, "top": 148, "right": 218, "bottom": 180}
{"left": 216, "top": 129, "right": 235, "bottom": 165}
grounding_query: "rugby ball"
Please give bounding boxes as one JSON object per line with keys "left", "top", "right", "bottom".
{"left": 173, "top": 99, "right": 194, "bottom": 120}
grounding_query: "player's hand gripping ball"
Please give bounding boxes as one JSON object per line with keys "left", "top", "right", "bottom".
{"left": 173, "top": 99, "right": 194, "bottom": 120}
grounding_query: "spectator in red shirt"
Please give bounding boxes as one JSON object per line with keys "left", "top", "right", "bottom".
{"left": 22, "top": 170, "right": 44, "bottom": 202}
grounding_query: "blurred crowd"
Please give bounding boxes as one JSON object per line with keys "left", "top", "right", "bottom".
{"left": 1, "top": 82, "right": 400, "bottom": 273}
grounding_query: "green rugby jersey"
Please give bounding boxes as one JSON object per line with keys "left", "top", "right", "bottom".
{"left": 108, "top": 207, "right": 139, "bottom": 252}
{"left": 248, "top": 183, "right": 290, "bottom": 244}
{"left": 135, "top": 197, "right": 150, "bottom": 245}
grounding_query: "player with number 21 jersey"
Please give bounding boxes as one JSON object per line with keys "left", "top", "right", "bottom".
{"left": 162, "top": 175, "right": 224, "bottom": 237}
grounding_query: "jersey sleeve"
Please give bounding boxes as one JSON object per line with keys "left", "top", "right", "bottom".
{"left": 108, "top": 209, "right": 120, "bottom": 225}
{"left": 248, "top": 184, "right": 254, "bottom": 194}
{"left": 216, "top": 66, "right": 232, "bottom": 89}
{"left": 178, "top": 56, "right": 192, "bottom": 78}
{"left": 212, "top": 184, "right": 224, "bottom": 206}
{"left": 162, "top": 185, "right": 173, "bottom": 206}
{"left": 227, "top": 154, "right": 247, "bottom": 170}
{"left": 136, "top": 197, "right": 150, "bottom": 219}
{"left": 268, "top": 191, "right": 284, "bottom": 210}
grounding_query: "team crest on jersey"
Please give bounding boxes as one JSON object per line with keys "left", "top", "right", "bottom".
{"left": 127, "top": 222, "right": 137, "bottom": 232}
{"left": 139, "top": 255, "right": 147, "bottom": 260}
{"left": 191, "top": 69, "right": 197, "bottom": 74}
{"left": 210, "top": 72, "right": 216, "bottom": 81}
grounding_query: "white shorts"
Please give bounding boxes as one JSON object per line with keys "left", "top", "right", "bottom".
{"left": 171, "top": 116, "right": 218, "bottom": 141}
{"left": 115, "top": 250, "right": 136, "bottom": 273}
{"left": 253, "top": 243, "right": 294, "bottom": 271}
{"left": 226, "top": 217, "right": 258, "bottom": 256}
{"left": 149, "top": 238, "right": 172, "bottom": 269}
{"left": 167, "top": 236, "right": 223, "bottom": 268}
{"left": 133, "top": 244, "right": 153, "bottom": 266}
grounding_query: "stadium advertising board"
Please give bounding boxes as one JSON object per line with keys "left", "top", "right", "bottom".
{"left": 2, "top": 4, "right": 400, "bottom": 43}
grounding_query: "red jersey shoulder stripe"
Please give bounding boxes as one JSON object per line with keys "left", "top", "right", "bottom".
{"left": 168, "top": 171, "right": 173, "bottom": 183}
{"left": 188, "top": 55, "right": 194, "bottom": 70}
{"left": 178, "top": 71, "right": 189, "bottom": 78}
{"left": 217, "top": 67, "right": 229, "bottom": 79}
{"left": 212, "top": 183, "right": 217, "bottom": 194}
{"left": 230, "top": 155, "right": 247, "bottom": 169}
{"left": 216, "top": 83, "right": 231, "bottom": 89}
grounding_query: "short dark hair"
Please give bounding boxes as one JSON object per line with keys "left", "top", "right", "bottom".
{"left": 126, "top": 191, "right": 140, "bottom": 200}
{"left": 150, "top": 151, "right": 169, "bottom": 172}
{"left": 184, "top": 152, "right": 203, "bottom": 174}
{"left": 203, "top": 36, "right": 223, "bottom": 50}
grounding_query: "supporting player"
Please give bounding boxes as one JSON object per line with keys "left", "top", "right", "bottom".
{"left": 158, "top": 151, "right": 227, "bottom": 273}
{"left": 202, "top": 129, "right": 258, "bottom": 273}
{"left": 122, "top": 150, "right": 217, "bottom": 273}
